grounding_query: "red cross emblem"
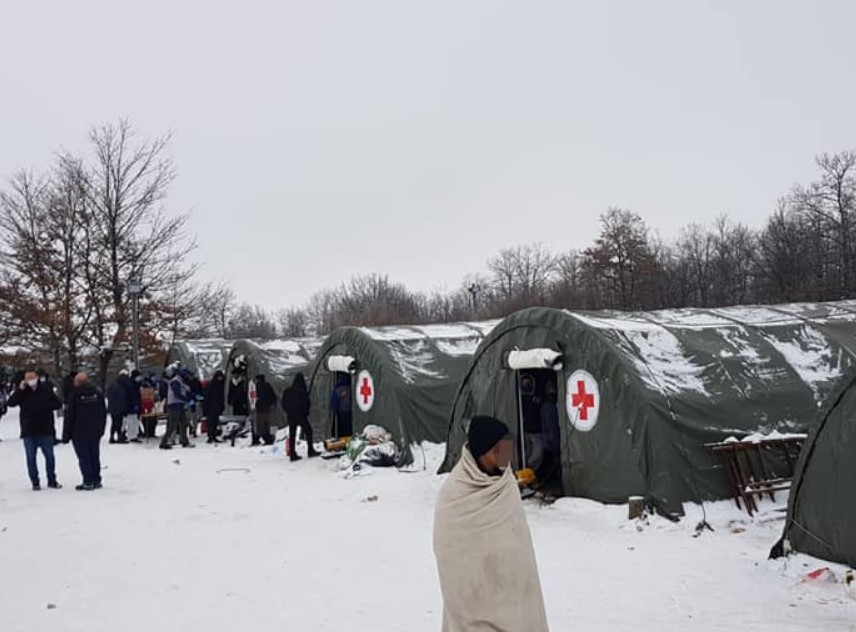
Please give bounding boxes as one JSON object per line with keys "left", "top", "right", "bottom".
{"left": 360, "top": 377, "right": 372, "bottom": 405}
{"left": 572, "top": 380, "right": 595, "bottom": 421}
{"left": 567, "top": 370, "right": 600, "bottom": 431}
{"left": 356, "top": 370, "right": 375, "bottom": 412}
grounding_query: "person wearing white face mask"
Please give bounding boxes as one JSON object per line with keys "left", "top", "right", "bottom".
{"left": 7, "top": 369, "right": 64, "bottom": 490}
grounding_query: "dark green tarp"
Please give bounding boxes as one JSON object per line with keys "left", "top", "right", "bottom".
{"left": 166, "top": 339, "right": 234, "bottom": 380}
{"left": 441, "top": 301, "right": 856, "bottom": 513}
{"left": 307, "top": 322, "right": 498, "bottom": 463}
{"left": 224, "top": 338, "right": 322, "bottom": 428}
{"left": 777, "top": 372, "right": 856, "bottom": 567}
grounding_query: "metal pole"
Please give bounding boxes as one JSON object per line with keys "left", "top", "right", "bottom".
{"left": 516, "top": 371, "right": 527, "bottom": 469}
{"left": 132, "top": 292, "right": 140, "bottom": 370}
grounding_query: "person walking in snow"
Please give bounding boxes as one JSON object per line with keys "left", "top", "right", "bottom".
{"left": 282, "top": 372, "right": 318, "bottom": 461}
{"left": 62, "top": 372, "right": 107, "bottom": 491}
{"left": 8, "top": 369, "right": 64, "bottom": 490}
{"left": 106, "top": 372, "right": 129, "bottom": 443}
{"left": 203, "top": 370, "right": 226, "bottom": 443}
{"left": 159, "top": 369, "right": 195, "bottom": 450}
{"left": 253, "top": 374, "right": 277, "bottom": 446}
{"left": 433, "top": 415, "right": 549, "bottom": 632}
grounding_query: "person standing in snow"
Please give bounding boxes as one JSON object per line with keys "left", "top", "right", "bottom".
{"left": 282, "top": 372, "right": 318, "bottom": 461}
{"left": 433, "top": 415, "right": 549, "bottom": 632}
{"left": 120, "top": 370, "right": 143, "bottom": 443}
{"left": 228, "top": 372, "right": 250, "bottom": 417}
{"left": 62, "top": 372, "right": 107, "bottom": 491}
{"left": 187, "top": 375, "right": 204, "bottom": 437}
{"left": 203, "top": 370, "right": 226, "bottom": 443}
{"left": 106, "top": 372, "right": 129, "bottom": 443}
{"left": 253, "top": 374, "right": 277, "bottom": 446}
{"left": 8, "top": 369, "right": 64, "bottom": 490}
{"left": 159, "top": 369, "right": 195, "bottom": 450}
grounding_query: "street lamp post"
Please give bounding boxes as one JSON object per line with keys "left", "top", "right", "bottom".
{"left": 128, "top": 277, "right": 143, "bottom": 370}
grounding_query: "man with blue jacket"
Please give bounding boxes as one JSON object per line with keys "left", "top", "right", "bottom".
{"left": 159, "top": 369, "right": 195, "bottom": 450}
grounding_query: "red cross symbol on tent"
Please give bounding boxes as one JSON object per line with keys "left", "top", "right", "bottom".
{"left": 566, "top": 370, "right": 600, "bottom": 431}
{"left": 572, "top": 380, "right": 595, "bottom": 421}
{"left": 356, "top": 370, "right": 375, "bottom": 412}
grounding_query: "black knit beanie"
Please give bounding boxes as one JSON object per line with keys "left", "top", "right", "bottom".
{"left": 467, "top": 415, "right": 510, "bottom": 458}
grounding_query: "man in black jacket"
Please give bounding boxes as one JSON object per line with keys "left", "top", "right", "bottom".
{"left": 106, "top": 373, "right": 128, "bottom": 443}
{"left": 203, "top": 370, "right": 226, "bottom": 443}
{"left": 282, "top": 373, "right": 318, "bottom": 461}
{"left": 228, "top": 373, "right": 249, "bottom": 416}
{"left": 254, "top": 374, "right": 277, "bottom": 446}
{"left": 62, "top": 373, "right": 107, "bottom": 491}
{"left": 8, "top": 369, "right": 63, "bottom": 490}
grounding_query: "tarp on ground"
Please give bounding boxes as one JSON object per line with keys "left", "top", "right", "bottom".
{"left": 308, "top": 321, "right": 499, "bottom": 464}
{"left": 777, "top": 371, "right": 856, "bottom": 567}
{"left": 165, "top": 339, "right": 234, "bottom": 380}
{"left": 441, "top": 301, "right": 856, "bottom": 513}
{"left": 224, "top": 338, "right": 322, "bottom": 428}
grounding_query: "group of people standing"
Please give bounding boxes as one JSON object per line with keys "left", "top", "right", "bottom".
{"left": 3, "top": 363, "right": 326, "bottom": 490}
{"left": 7, "top": 369, "right": 106, "bottom": 491}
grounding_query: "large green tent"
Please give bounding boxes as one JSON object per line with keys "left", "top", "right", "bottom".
{"left": 165, "top": 339, "right": 234, "bottom": 380}
{"left": 774, "top": 371, "right": 856, "bottom": 567}
{"left": 441, "top": 301, "right": 856, "bottom": 513}
{"left": 224, "top": 338, "right": 322, "bottom": 428}
{"left": 307, "top": 321, "right": 498, "bottom": 463}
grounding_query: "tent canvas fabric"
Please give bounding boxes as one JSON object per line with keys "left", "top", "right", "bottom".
{"left": 165, "top": 339, "right": 234, "bottom": 380}
{"left": 224, "top": 338, "right": 322, "bottom": 429}
{"left": 307, "top": 322, "right": 499, "bottom": 464}
{"left": 440, "top": 301, "right": 856, "bottom": 513}
{"left": 776, "top": 371, "right": 856, "bottom": 567}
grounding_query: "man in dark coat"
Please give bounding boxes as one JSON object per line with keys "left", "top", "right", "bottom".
{"left": 282, "top": 373, "right": 319, "bottom": 461}
{"left": 203, "top": 370, "right": 226, "bottom": 443}
{"left": 228, "top": 373, "right": 249, "bottom": 416}
{"left": 62, "top": 372, "right": 107, "bottom": 491}
{"left": 106, "top": 373, "right": 128, "bottom": 443}
{"left": 121, "top": 370, "right": 143, "bottom": 442}
{"left": 8, "top": 369, "right": 64, "bottom": 490}
{"left": 254, "top": 374, "right": 277, "bottom": 446}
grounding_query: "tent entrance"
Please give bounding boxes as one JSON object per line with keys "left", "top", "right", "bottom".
{"left": 328, "top": 371, "right": 354, "bottom": 439}
{"left": 515, "top": 369, "right": 562, "bottom": 494}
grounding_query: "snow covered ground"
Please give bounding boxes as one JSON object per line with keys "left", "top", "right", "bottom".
{"left": 1, "top": 411, "right": 854, "bottom": 632}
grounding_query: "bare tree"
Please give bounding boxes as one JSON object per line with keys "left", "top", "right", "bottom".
{"left": 85, "top": 120, "right": 196, "bottom": 384}
{"left": 278, "top": 307, "right": 310, "bottom": 338}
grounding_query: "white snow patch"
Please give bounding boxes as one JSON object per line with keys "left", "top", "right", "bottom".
{"left": 1, "top": 412, "right": 853, "bottom": 632}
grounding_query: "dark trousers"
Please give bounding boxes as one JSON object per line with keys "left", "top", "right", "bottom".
{"left": 110, "top": 414, "right": 124, "bottom": 440}
{"left": 255, "top": 411, "right": 274, "bottom": 445}
{"left": 23, "top": 436, "right": 56, "bottom": 485}
{"left": 288, "top": 418, "right": 315, "bottom": 456}
{"left": 207, "top": 413, "right": 220, "bottom": 440}
{"left": 143, "top": 417, "right": 158, "bottom": 438}
{"left": 73, "top": 439, "right": 102, "bottom": 485}
{"left": 161, "top": 407, "right": 189, "bottom": 447}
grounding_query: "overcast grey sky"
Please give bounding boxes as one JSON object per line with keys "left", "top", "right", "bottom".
{"left": 2, "top": 1, "right": 855, "bottom": 311}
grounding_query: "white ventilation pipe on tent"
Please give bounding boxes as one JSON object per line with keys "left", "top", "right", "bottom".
{"left": 326, "top": 355, "right": 357, "bottom": 373}
{"left": 506, "top": 348, "right": 563, "bottom": 371}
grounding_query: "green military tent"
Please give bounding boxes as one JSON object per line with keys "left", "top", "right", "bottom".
{"left": 224, "top": 338, "right": 323, "bottom": 428}
{"left": 307, "top": 321, "right": 498, "bottom": 463}
{"left": 165, "top": 339, "right": 234, "bottom": 380}
{"left": 773, "top": 371, "right": 856, "bottom": 567}
{"left": 441, "top": 301, "right": 856, "bottom": 513}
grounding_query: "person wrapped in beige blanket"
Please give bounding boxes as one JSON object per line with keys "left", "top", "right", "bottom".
{"left": 433, "top": 415, "right": 549, "bottom": 632}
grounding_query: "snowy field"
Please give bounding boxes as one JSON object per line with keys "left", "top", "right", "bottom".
{"left": 1, "top": 411, "right": 854, "bottom": 632}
